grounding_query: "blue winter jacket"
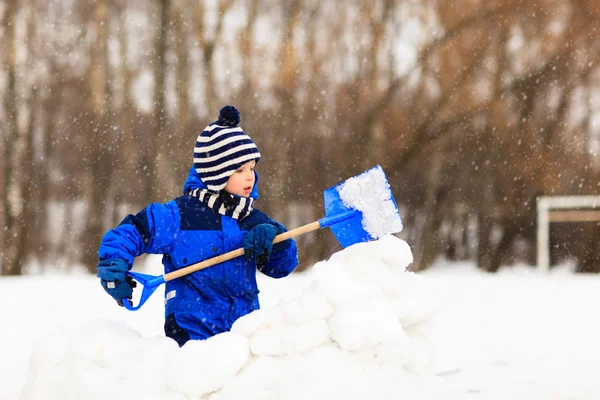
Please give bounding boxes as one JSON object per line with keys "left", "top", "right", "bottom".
{"left": 98, "top": 167, "right": 298, "bottom": 345}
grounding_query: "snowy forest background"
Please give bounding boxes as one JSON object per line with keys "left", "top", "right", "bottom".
{"left": 1, "top": 0, "right": 600, "bottom": 276}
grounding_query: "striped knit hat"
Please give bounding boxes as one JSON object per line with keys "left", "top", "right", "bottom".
{"left": 193, "top": 106, "right": 261, "bottom": 193}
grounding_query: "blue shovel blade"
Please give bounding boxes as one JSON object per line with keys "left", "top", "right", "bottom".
{"left": 321, "top": 185, "right": 371, "bottom": 248}
{"left": 320, "top": 165, "right": 402, "bottom": 248}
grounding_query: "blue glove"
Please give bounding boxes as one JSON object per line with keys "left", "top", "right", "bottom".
{"left": 97, "top": 258, "right": 136, "bottom": 307}
{"left": 244, "top": 222, "right": 286, "bottom": 266}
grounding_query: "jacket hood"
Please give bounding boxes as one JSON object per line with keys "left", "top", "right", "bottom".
{"left": 183, "top": 166, "right": 260, "bottom": 200}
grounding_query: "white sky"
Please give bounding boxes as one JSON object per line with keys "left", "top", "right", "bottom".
{"left": 2, "top": 235, "right": 600, "bottom": 399}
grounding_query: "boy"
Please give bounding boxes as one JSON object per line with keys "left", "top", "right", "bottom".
{"left": 96, "top": 106, "right": 298, "bottom": 346}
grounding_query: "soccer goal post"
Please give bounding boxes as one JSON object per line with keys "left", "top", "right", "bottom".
{"left": 536, "top": 195, "right": 600, "bottom": 272}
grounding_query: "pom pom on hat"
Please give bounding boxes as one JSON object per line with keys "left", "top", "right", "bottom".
{"left": 193, "top": 106, "right": 260, "bottom": 193}
{"left": 217, "top": 105, "right": 241, "bottom": 127}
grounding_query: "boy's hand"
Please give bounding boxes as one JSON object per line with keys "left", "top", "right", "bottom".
{"left": 243, "top": 222, "right": 286, "bottom": 265}
{"left": 97, "top": 258, "right": 136, "bottom": 306}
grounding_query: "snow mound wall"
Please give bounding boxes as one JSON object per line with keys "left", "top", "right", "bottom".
{"left": 20, "top": 236, "right": 444, "bottom": 400}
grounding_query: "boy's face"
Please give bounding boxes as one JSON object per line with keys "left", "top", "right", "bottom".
{"left": 224, "top": 160, "right": 256, "bottom": 197}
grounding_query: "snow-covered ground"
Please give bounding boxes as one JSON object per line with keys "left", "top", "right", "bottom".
{"left": 1, "top": 236, "right": 600, "bottom": 399}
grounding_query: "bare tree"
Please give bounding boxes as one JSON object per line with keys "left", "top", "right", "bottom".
{"left": 81, "top": 0, "right": 115, "bottom": 272}
{"left": 1, "top": 1, "right": 28, "bottom": 275}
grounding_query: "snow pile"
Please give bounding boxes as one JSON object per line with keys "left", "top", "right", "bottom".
{"left": 20, "top": 235, "right": 444, "bottom": 400}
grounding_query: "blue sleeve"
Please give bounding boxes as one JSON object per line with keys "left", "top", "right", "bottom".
{"left": 98, "top": 201, "right": 180, "bottom": 268}
{"left": 258, "top": 237, "right": 298, "bottom": 278}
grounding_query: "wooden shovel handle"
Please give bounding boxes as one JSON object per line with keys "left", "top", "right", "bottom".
{"left": 164, "top": 221, "right": 321, "bottom": 282}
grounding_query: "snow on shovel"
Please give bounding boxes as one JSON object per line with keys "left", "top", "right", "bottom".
{"left": 123, "top": 165, "right": 403, "bottom": 310}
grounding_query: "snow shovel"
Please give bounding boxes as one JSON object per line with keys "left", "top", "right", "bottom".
{"left": 123, "top": 165, "right": 403, "bottom": 311}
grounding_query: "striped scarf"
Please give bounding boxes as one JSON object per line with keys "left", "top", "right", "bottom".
{"left": 188, "top": 188, "right": 254, "bottom": 220}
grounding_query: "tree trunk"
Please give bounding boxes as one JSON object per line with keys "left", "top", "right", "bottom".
{"left": 81, "top": 0, "right": 113, "bottom": 272}
{"left": 1, "top": 1, "right": 25, "bottom": 276}
{"left": 477, "top": 211, "right": 493, "bottom": 272}
{"left": 147, "top": 0, "right": 171, "bottom": 203}
{"left": 413, "top": 149, "right": 444, "bottom": 271}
